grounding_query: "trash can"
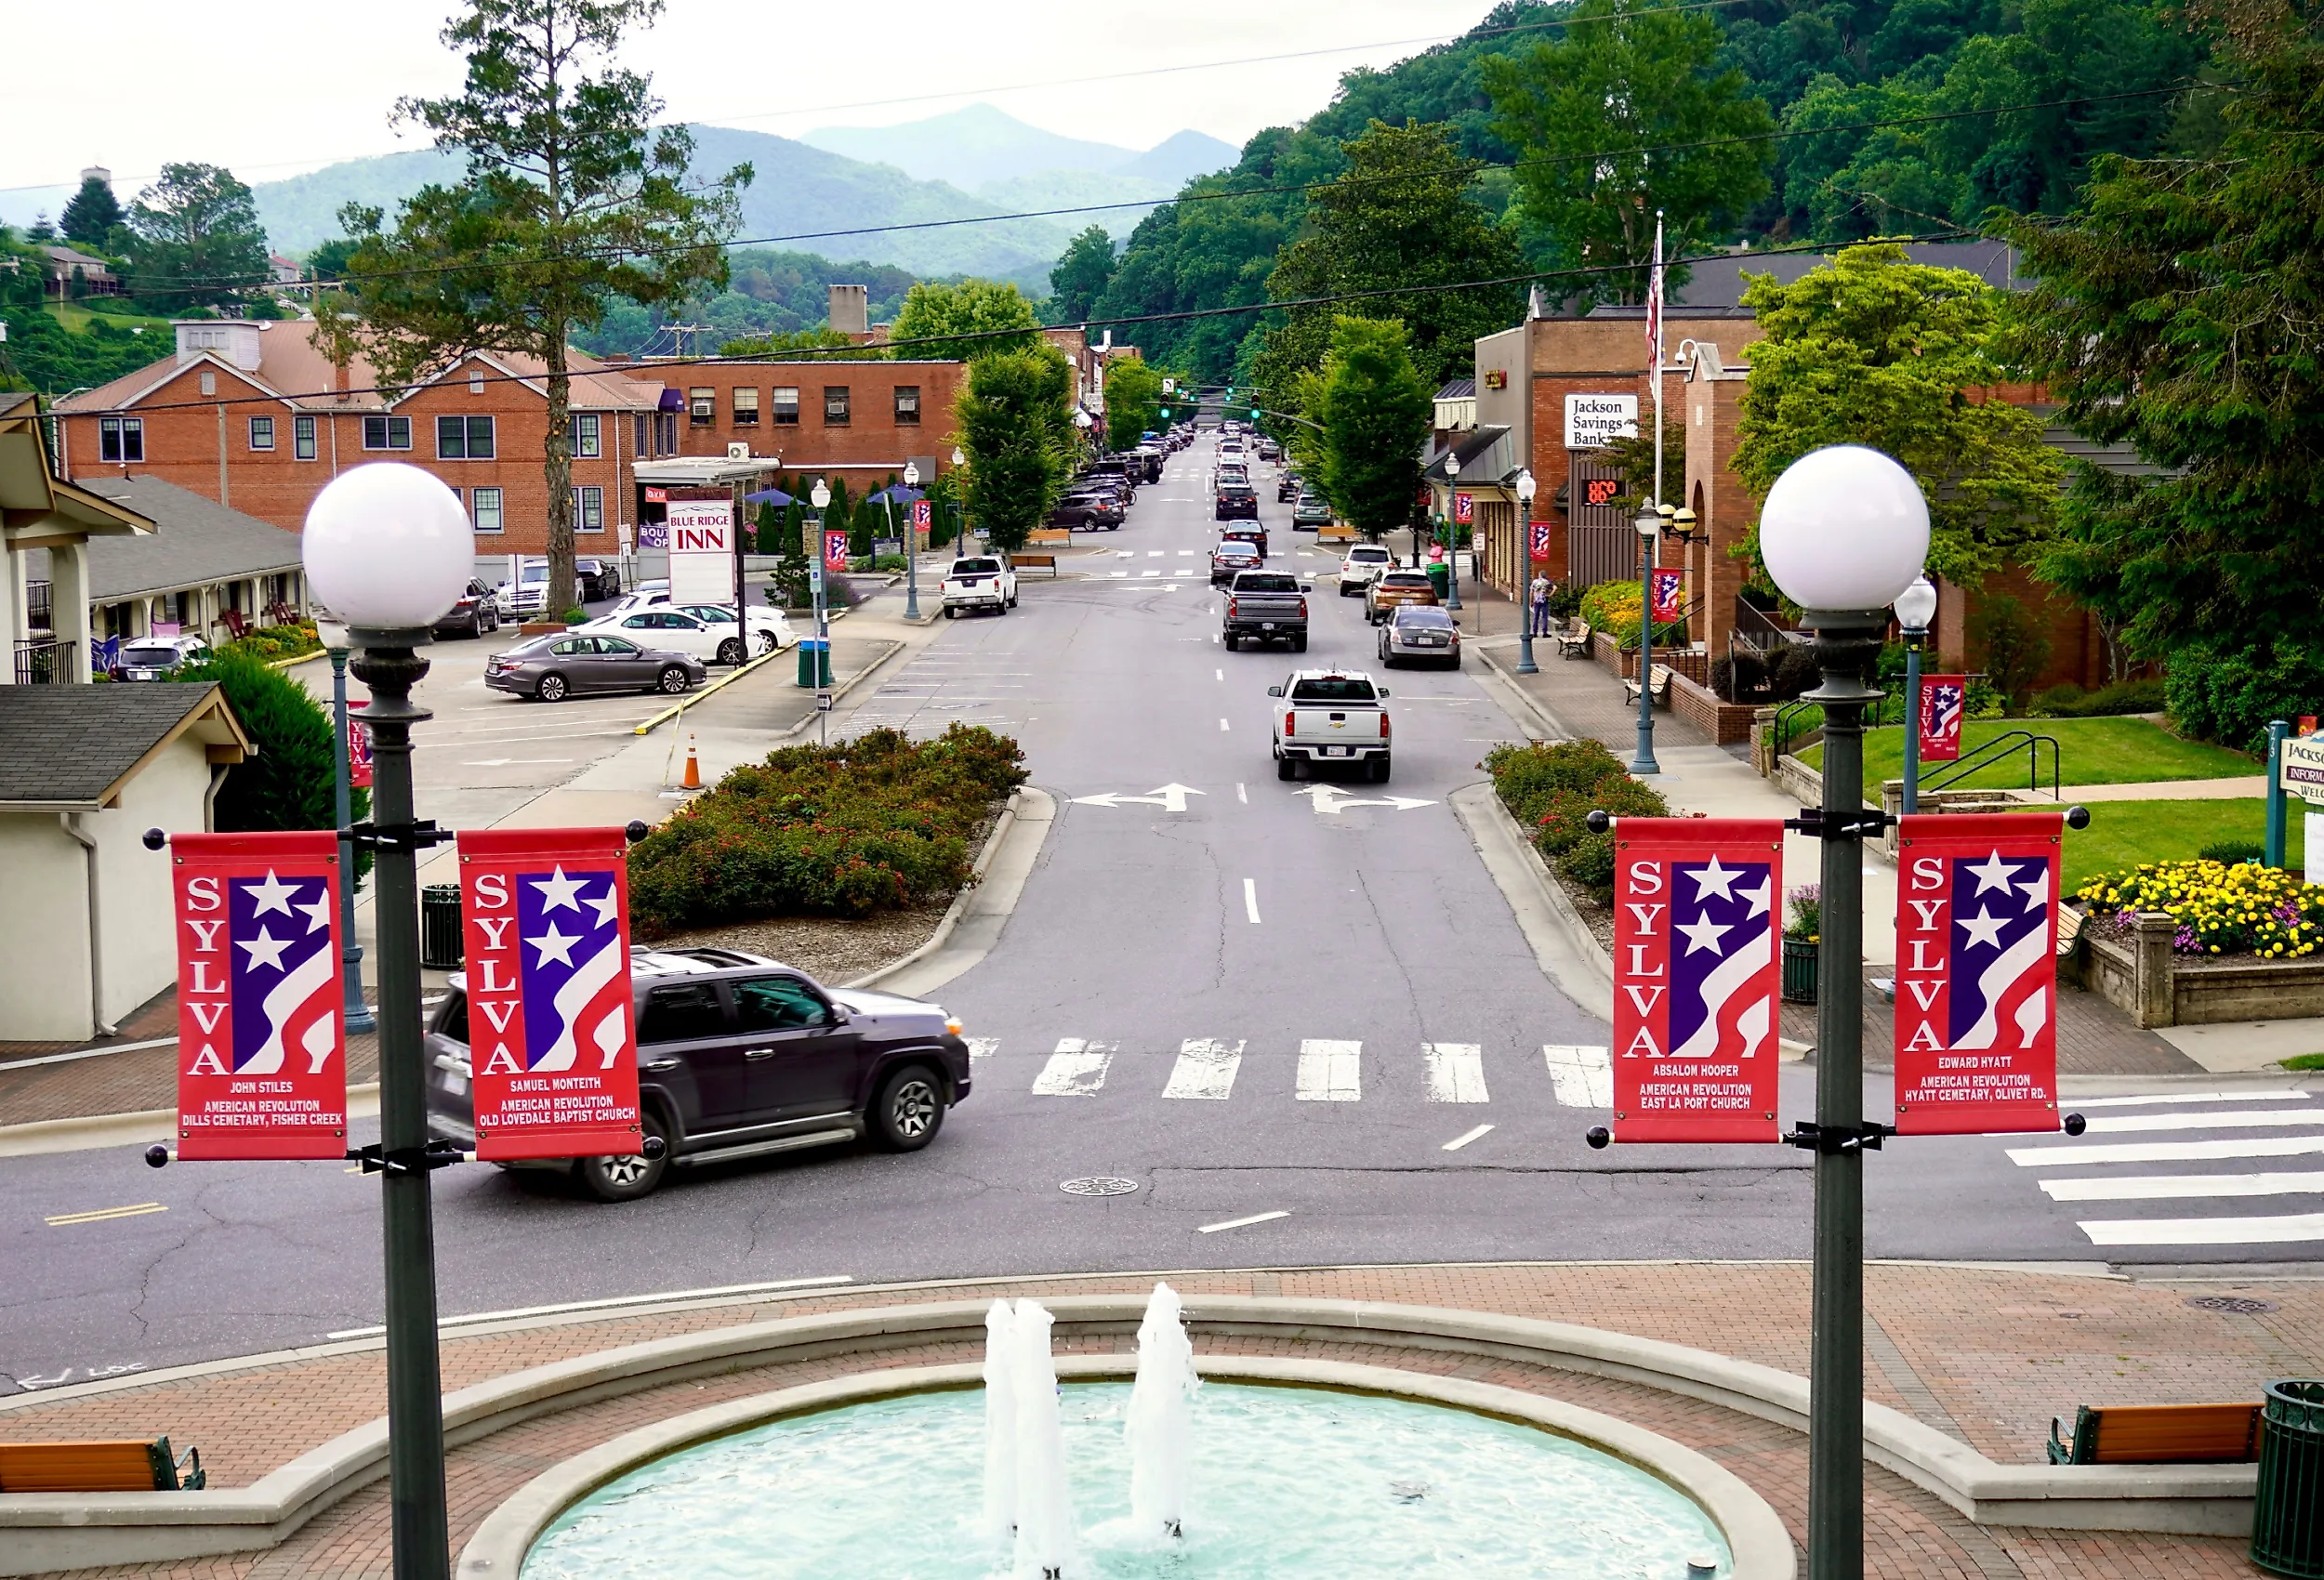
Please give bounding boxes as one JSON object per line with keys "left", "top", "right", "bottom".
{"left": 1424, "top": 562, "right": 1450, "bottom": 601}
{"left": 794, "top": 638, "right": 832, "bottom": 689}
{"left": 2253, "top": 1379, "right": 2324, "bottom": 1576}
{"left": 420, "top": 883, "right": 464, "bottom": 970}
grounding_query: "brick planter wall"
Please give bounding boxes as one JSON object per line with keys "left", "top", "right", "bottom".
{"left": 1589, "top": 631, "right": 1710, "bottom": 685}
{"left": 2076, "top": 912, "right": 2324, "bottom": 1027}
{"left": 1668, "top": 669, "right": 1761, "bottom": 744}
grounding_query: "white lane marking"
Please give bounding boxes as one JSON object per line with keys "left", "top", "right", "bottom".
{"left": 1108, "top": 571, "right": 1129, "bottom": 578}
{"left": 966, "top": 1037, "right": 1000, "bottom": 1064}
{"left": 2040, "top": 1171, "right": 2324, "bottom": 1202}
{"left": 1423, "top": 1043, "right": 1489, "bottom": 1103}
{"left": 1149, "top": 550, "right": 1165, "bottom": 557}
{"left": 1216, "top": 668, "right": 1223, "bottom": 681}
{"left": 1297, "top": 1039, "right": 1361, "bottom": 1101}
{"left": 1211, "top": 632, "right": 1220, "bottom": 644}
{"left": 2078, "top": 1211, "right": 2324, "bottom": 1246}
{"left": 1163, "top": 1038, "right": 1245, "bottom": 1099}
{"left": 2072, "top": 1089, "right": 2311, "bottom": 1108}
{"left": 1219, "top": 718, "right": 1230, "bottom": 731}
{"left": 2083, "top": 1108, "right": 2324, "bottom": 1134}
{"left": 1543, "top": 1045, "right": 1615, "bottom": 1108}
{"left": 1243, "top": 878, "right": 1261, "bottom": 924}
{"left": 1142, "top": 570, "right": 1161, "bottom": 577}
{"left": 324, "top": 1275, "right": 856, "bottom": 1337}
{"left": 1032, "top": 1037, "right": 1116, "bottom": 1096}
{"left": 2010, "top": 1136, "right": 2324, "bottom": 1166}
{"left": 1442, "top": 1123, "right": 1495, "bottom": 1152}
{"left": 1198, "top": 1210, "right": 1290, "bottom": 1233}
{"left": 1236, "top": 783, "right": 1248, "bottom": 804}
{"left": 1178, "top": 549, "right": 1195, "bottom": 556}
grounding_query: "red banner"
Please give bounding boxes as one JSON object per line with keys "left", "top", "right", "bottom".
{"left": 1893, "top": 813, "right": 2064, "bottom": 1135}
{"left": 347, "top": 699, "right": 372, "bottom": 791}
{"left": 824, "top": 529, "right": 851, "bottom": 573}
{"left": 912, "top": 498, "right": 932, "bottom": 531}
{"left": 1452, "top": 492, "right": 1474, "bottom": 525}
{"left": 1529, "top": 521, "right": 1552, "bottom": 561}
{"left": 1918, "top": 673, "right": 1967, "bottom": 763}
{"left": 1611, "top": 819, "right": 1786, "bottom": 1143}
{"left": 456, "top": 828, "right": 645, "bottom": 1160}
{"left": 1649, "top": 568, "right": 1684, "bottom": 623}
{"left": 171, "top": 833, "right": 349, "bottom": 1160}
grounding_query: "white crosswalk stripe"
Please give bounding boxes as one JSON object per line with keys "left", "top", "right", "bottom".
{"left": 2040, "top": 1171, "right": 2324, "bottom": 1202}
{"left": 972, "top": 1037, "right": 1632, "bottom": 1106}
{"left": 1543, "top": 1045, "right": 1613, "bottom": 1108}
{"left": 2079, "top": 1212, "right": 2324, "bottom": 1247}
{"left": 1031, "top": 1038, "right": 1116, "bottom": 1096}
{"left": 1163, "top": 1039, "right": 1244, "bottom": 1100}
{"left": 2081, "top": 1108, "right": 2324, "bottom": 1134}
{"left": 1297, "top": 1039, "right": 1362, "bottom": 1101}
{"left": 966, "top": 1037, "right": 1000, "bottom": 1064}
{"left": 2009, "top": 1090, "right": 2324, "bottom": 1246}
{"left": 1422, "top": 1043, "right": 1488, "bottom": 1103}
{"left": 2012, "top": 1135, "right": 2324, "bottom": 1167}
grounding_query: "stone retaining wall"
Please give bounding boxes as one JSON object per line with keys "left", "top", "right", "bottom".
{"left": 2077, "top": 914, "right": 2324, "bottom": 1027}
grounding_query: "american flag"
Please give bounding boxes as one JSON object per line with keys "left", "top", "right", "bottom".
{"left": 517, "top": 865, "right": 630, "bottom": 1073}
{"left": 1644, "top": 215, "right": 1664, "bottom": 363}
{"left": 228, "top": 868, "right": 339, "bottom": 1075}
{"left": 1667, "top": 857, "right": 1776, "bottom": 1062}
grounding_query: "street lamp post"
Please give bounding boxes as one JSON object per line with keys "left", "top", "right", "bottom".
{"left": 1630, "top": 507, "right": 1661, "bottom": 775}
{"left": 1515, "top": 469, "right": 1539, "bottom": 675}
{"left": 313, "top": 615, "right": 376, "bottom": 1036}
{"left": 901, "top": 461, "right": 922, "bottom": 622}
{"left": 811, "top": 479, "right": 832, "bottom": 746}
{"left": 951, "top": 446, "right": 967, "bottom": 549}
{"left": 1895, "top": 575, "right": 1938, "bottom": 816}
{"left": 1441, "top": 454, "right": 1462, "bottom": 613}
{"left": 301, "top": 463, "right": 482, "bottom": 1580}
{"left": 1757, "top": 444, "right": 1932, "bottom": 1580}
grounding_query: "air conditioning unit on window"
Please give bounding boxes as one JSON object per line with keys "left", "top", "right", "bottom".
{"left": 726, "top": 442, "right": 750, "bottom": 461}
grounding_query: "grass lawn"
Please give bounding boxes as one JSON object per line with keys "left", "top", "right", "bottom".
{"left": 1802, "top": 716, "right": 2256, "bottom": 790}
{"left": 45, "top": 300, "right": 171, "bottom": 334}
{"left": 2061, "top": 798, "right": 2305, "bottom": 891}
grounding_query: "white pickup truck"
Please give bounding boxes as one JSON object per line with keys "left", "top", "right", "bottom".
{"left": 1268, "top": 669, "right": 1393, "bottom": 783}
{"left": 939, "top": 554, "right": 1018, "bottom": 618}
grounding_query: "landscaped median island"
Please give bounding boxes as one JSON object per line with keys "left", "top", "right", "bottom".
{"left": 626, "top": 724, "right": 1027, "bottom": 981}
{"left": 1484, "top": 739, "right": 1670, "bottom": 942}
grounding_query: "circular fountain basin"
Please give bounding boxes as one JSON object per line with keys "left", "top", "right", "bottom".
{"left": 521, "top": 1380, "right": 1736, "bottom": 1579}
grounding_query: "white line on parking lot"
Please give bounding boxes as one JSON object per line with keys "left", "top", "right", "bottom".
{"left": 1243, "top": 878, "right": 1261, "bottom": 924}
{"left": 1442, "top": 1124, "right": 1496, "bottom": 1152}
{"left": 1197, "top": 1210, "right": 1289, "bottom": 1233}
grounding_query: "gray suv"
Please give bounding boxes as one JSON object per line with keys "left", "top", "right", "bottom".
{"left": 424, "top": 947, "right": 973, "bottom": 1201}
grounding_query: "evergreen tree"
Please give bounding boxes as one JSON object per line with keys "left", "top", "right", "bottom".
{"left": 59, "top": 176, "right": 123, "bottom": 248}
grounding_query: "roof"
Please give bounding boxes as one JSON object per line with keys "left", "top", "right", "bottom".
{"left": 62, "top": 476, "right": 305, "bottom": 600}
{"left": 0, "top": 395, "right": 152, "bottom": 540}
{"left": 40, "top": 244, "right": 116, "bottom": 276}
{"left": 1435, "top": 379, "right": 1477, "bottom": 401}
{"left": 0, "top": 682, "right": 251, "bottom": 809}
{"left": 1423, "top": 425, "right": 1516, "bottom": 485}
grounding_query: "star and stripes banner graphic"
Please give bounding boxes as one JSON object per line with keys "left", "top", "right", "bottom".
{"left": 1893, "top": 813, "right": 2065, "bottom": 1136}
{"left": 1649, "top": 568, "right": 1684, "bottom": 623}
{"left": 171, "top": 833, "right": 349, "bottom": 1160}
{"left": 456, "top": 828, "right": 645, "bottom": 1161}
{"left": 1611, "top": 819, "right": 1786, "bottom": 1143}
{"left": 348, "top": 699, "right": 373, "bottom": 790}
{"left": 1453, "top": 492, "right": 1475, "bottom": 525}
{"left": 1918, "top": 674, "right": 1967, "bottom": 763}
{"left": 1530, "top": 521, "right": 1552, "bottom": 561}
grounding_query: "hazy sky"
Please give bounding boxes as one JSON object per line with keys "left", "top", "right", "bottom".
{"left": 3, "top": 0, "right": 1496, "bottom": 204}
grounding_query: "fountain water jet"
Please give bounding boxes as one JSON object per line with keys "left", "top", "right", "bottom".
{"left": 1125, "top": 1283, "right": 1197, "bottom": 1540}
{"left": 1010, "top": 1301, "right": 1076, "bottom": 1579}
{"left": 982, "top": 1299, "right": 1022, "bottom": 1547}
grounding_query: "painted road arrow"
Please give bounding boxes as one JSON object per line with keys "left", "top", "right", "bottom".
{"left": 1294, "top": 784, "right": 1436, "bottom": 815}
{"left": 1072, "top": 783, "right": 1207, "bottom": 812}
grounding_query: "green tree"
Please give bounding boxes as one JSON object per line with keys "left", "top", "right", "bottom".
{"left": 321, "top": 0, "right": 749, "bottom": 620}
{"left": 889, "top": 278, "right": 1043, "bottom": 362}
{"left": 1048, "top": 224, "right": 1116, "bottom": 323}
{"left": 175, "top": 651, "right": 368, "bottom": 842}
{"left": 1103, "top": 356, "right": 1166, "bottom": 450}
{"left": 1968, "top": 594, "right": 2052, "bottom": 709}
{"left": 2003, "top": 0, "right": 2324, "bottom": 747}
{"left": 957, "top": 347, "right": 1075, "bottom": 552}
{"left": 304, "top": 237, "right": 362, "bottom": 281}
{"left": 1314, "top": 317, "right": 1433, "bottom": 542}
{"left": 719, "top": 324, "right": 882, "bottom": 359}
{"left": 1482, "top": 0, "right": 1776, "bottom": 307}
{"left": 59, "top": 175, "right": 123, "bottom": 249}
{"left": 1731, "top": 243, "right": 2061, "bottom": 590}
{"left": 122, "top": 164, "right": 271, "bottom": 313}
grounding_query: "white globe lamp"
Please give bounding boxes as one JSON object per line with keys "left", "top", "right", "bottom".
{"left": 302, "top": 463, "right": 473, "bottom": 635}
{"left": 1757, "top": 445, "right": 1930, "bottom": 613}
{"left": 1895, "top": 573, "right": 1938, "bottom": 634}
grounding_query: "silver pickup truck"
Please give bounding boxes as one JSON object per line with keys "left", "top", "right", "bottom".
{"left": 1222, "top": 570, "right": 1311, "bottom": 652}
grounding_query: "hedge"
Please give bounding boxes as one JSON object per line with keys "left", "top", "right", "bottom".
{"left": 1575, "top": 580, "right": 1686, "bottom": 652}
{"left": 1484, "top": 738, "right": 1670, "bottom": 903}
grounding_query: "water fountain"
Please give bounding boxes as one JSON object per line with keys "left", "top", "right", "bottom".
{"left": 1124, "top": 1283, "right": 1196, "bottom": 1541}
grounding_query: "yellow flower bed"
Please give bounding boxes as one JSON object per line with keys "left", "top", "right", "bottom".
{"left": 2074, "top": 860, "right": 2324, "bottom": 959}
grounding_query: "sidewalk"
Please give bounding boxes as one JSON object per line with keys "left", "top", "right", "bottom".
{"left": 2, "top": 1259, "right": 2304, "bottom": 1577}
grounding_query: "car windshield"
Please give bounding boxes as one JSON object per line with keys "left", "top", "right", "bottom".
{"left": 1235, "top": 573, "right": 1298, "bottom": 592}
{"left": 1290, "top": 678, "right": 1379, "bottom": 703}
{"left": 953, "top": 559, "right": 1001, "bottom": 574}
{"left": 121, "top": 645, "right": 181, "bottom": 665}
{"left": 519, "top": 564, "right": 548, "bottom": 583}
{"left": 1396, "top": 608, "right": 1455, "bottom": 626}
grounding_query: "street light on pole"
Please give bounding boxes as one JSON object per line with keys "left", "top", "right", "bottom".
{"left": 1895, "top": 575, "right": 1938, "bottom": 816}
{"left": 950, "top": 446, "right": 967, "bottom": 548}
{"left": 301, "top": 462, "right": 481, "bottom": 1580}
{"left": 311, "top": 611, "right": 376, "bottom": 1037}
{"left": 1757, "top": 444, "right": 1931, "bottom": 1580}
{"left": 901, "top": 460, "right": 922, "bottom": 622}
{"left": 1441, "top": 454, "right": 1462, "bottom": 612}
{"left": 1514, "top": 468, "right": 1539, "bottom": 675}
{"left": 811, "top": 478, "right": 832, "bottom": 745}
{"left": 1630, "top": 506, "right": 1661, "bottom": 775}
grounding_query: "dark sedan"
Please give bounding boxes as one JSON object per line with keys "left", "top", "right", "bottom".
{"left": 432, "top": 578, "right": 502, "bottom": 639}
{"left": 424, "top": 947, "right": 972, "bottom": 1201}
{"left": 484, "top": 631, "right": 705, "bottom": 702}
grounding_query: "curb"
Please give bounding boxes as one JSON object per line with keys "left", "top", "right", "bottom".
{"left": 846, "top": 785, "right": 1056, "bottom": 999}
{"left": 630, "top": 641, "right": 790, "bottom": 735}
{"left": 0, "top": 1085, "right": 381, "bottom": 1161}
{"left": 772, "top": 638, "right": 907, "bottom": 741}
{"left": 1474, "top": 643, "right": 1579, "bottom": 741}
{"left": 265, "top": 648, "right": 326, "bottom": 671}
{"left": 1450, "top": 782, "right": 1615, "bottom": 1020}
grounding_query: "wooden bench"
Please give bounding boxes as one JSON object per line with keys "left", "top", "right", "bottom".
{"left": 0, "top": 1438, "right": 205, "bottom": 1492}
{"left": 1316, "top": 522, "right": 1354, "bottom": 543}
{"left": 1553, "top": 621, "right": 1592, "bottom": 660}
{"left": 1012, "top": 554, "right": 1059, "bottom": 577}
{"left": 2047, "top": 1402, "right": 2262, "bottom": 1465}
{"left": 1623, "top": 663, "right": 1675, "bottom": 707}
{"left": 1027, "top": 527, "right": 1072, "bottom": 546}
{"left": 2056, "top": 905, "right": 2085, "bottom": 958}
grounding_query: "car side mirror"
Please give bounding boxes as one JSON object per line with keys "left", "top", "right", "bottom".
{"left": 1266, "top": 685, "right": 1283, "bottom": 697}
{"left": 1378, "top": 689, "right": 1391, "bottom": 697}
{"left": 1300, "top": 584, "right": 1314, "bottom": 594}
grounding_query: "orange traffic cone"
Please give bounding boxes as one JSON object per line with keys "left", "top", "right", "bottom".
{"left": 681, "top": 735, "right": 702, "bottom": 791}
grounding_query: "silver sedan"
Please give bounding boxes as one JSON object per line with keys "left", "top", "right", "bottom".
{"left": 1377, "top": 605, "right": 1461, "bottom": 668}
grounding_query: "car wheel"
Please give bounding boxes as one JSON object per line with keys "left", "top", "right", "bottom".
{"left": 717, "top": 638, "right": 746, "bottom": 665}
{"left": 1370, "top": 757, "right": 1392, "bottom": 784}
{"left": 757, "top": 630, "right": 779, "bottom": 655}
{"left": 944, "top": 606, "right": 958, "bottom": 619}
{"left": 1008, "top": 591, "right": 1019, "bottom": 608}
{"left": 535, "top": 672, "right": 569, "bottom": 703}
{"left": 575, "top": 1109, "right": 669, "bottom": 1203}
{"left": 657, "top": 665, "right": 692, "bottom": 694}
{"left": 1275, "top": 752, "right": 1296, "bottom": 781}
{"left": 871, "top": 1064, "right": 945, "bottom": 1152}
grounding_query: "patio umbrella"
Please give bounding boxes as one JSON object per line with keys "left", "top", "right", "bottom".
{"left": 741, "top": 486, "right": 795, "bottom": 507}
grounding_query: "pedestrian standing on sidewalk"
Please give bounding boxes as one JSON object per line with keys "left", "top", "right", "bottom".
{"left": 1529, "top": 573, "right": 1552, "bottom": 636}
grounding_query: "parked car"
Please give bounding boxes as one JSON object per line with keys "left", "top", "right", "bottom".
{"left": 112, "top": 632, "right": 209, "bottom": 680}
{"left": 1292, "top": 493, "right": 1334, "bottom": 530}
{"left": 1269, "top": 670, "right": 1393, "bottom": 783}
{"left": 603, "top": 592, "right": 789, "bottom": 652}
{"left": 484, "top": 632, "right": 704, "bottom": 702}
{"left": 1220, "top": 523, "right": 1269, "bottom": 559}
{"left": 1337, "top": 543, "right": 1393, "bottom": 596}
{"left": 1214, "top": 483, "right": 1259, "bottom": 521}
{"left": 578, "top": 607, "right": 751, "bottom": 665}
{"left": 432, "top": 579, "right": 503, "bottom": 639}
{"left": 1366, "top": 570, "right": 1440, "bottom": 625}
{"left": 575, "top": 559, "right": 622, "bottom": 601}
{"left": 1379, "top": 604, "right": 1461, "bottom": 668}
{"left": 1209, "top": 542, "right": 1262, "bottom": 586}
{"left": 424, "top": 947, "right": 972, "bottom": 1202}
{"left": 1047, "top": 494, "right": 1123, "bottom": 532}
{"left": 495, "top": 558, "right": 552, "bottom": 617}
{"left": 1223, "top": 570, "right": 1309, "bottom": 652}
{"left": 941, "top": 554, "right": 1018, "bottom": 617}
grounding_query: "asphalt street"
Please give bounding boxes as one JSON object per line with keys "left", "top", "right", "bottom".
{"left": 3, "top": 435, "right": 2317, "bottom": 1396}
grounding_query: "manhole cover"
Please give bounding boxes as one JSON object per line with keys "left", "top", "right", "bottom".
{"left": 2187, "top": 1296, "right": 2278, "bottom": 1315}
{"left": 1060, "top": 1176, "right": 1140, "bottom": 1197}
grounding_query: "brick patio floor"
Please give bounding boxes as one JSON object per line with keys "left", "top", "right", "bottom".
{"left": 7, "top": 1260, "right": 2314, "bottom": 1577}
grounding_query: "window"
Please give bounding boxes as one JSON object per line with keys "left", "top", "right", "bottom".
{"left": 733, "top": 975, "right": 833, "bottom": 1031}
{"left": 471, "top": 486, "right": 503, "bottom": 534}
{"left": 294, "top": 415, "right": 317, "bottom": 460}
{"left": 199, "top": 370, "right": 216, "bottom": 397}
{"left": 689, "top": 388, "right": 716, "bottom": 426}
{"left": 657, "top": 412, "right": 678, "bottom": 454}
{"left": 638, "top": 983, "right": 725, "bottom": 1043}
{"left": 732, "top": 387, "right": 759, "bottom": 426}
{"left": 632, "top": 414, "right": 651, "bottom": 458}
{"left": 893, "top": 386, "right": 920, "bottom": 425}
{"left": 824, "top": 386, "right": 850, "bottom": 426}
{"left": 577, "top": 484, "right": 603, "bottom": 533}
{"left": 438, "top": 415, "right": 495, "bottom": 459}
{"left": 248, "top": 416, "right": 275, "bottom": 451}
{"left": 469, "top": 368, "right": 485, "bottom": 395}
{"left": 772, "top": 387, "right": 799, "bottom": 426}
{"left": 572, "top": 413, "right": 601, "bottom": 457}
{"left": 99, "top": 416, "right": 143, "bottom": 463}
{"left": 363, "top": 415, "right": 412, "bottom": 451}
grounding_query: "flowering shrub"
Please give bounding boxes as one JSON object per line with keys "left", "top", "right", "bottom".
{"left": 1575, "top": 580, "right": 1687, "bottom": 652}
{"left": 1485, "top": 738, "right": 1670, "bottom": 903}
{"left": 2074, "top": 860, "right": 2324, "bottom": 959}
{"left": 1786, "top": 885, "right": 1821, "bottom": 942}
{"left": 627, "top": 724, "right": 1026, "bottom": 933}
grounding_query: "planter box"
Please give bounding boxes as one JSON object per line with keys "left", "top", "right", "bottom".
{"left": 1782, "top": 936, "right": 1819, "bottom": 1004}
{"left": 1668, "top": 669, "right": 1762, "bottom": 745}
{"left": 517, "top": 621, "right": 569, "bottom": 638}
{"left": 2077, "top": 912, "right": 2324, "bottom": 1027}
{"left": 1591, "top": 633, "right": 1710, "bottom": 685}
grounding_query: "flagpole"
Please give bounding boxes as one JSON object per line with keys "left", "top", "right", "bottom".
{"left": 1630, "top": 214, "right": 1665, "bottom": 776}
{"left": 1652, "top": 210, "right": 1666, "bottom": 521}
